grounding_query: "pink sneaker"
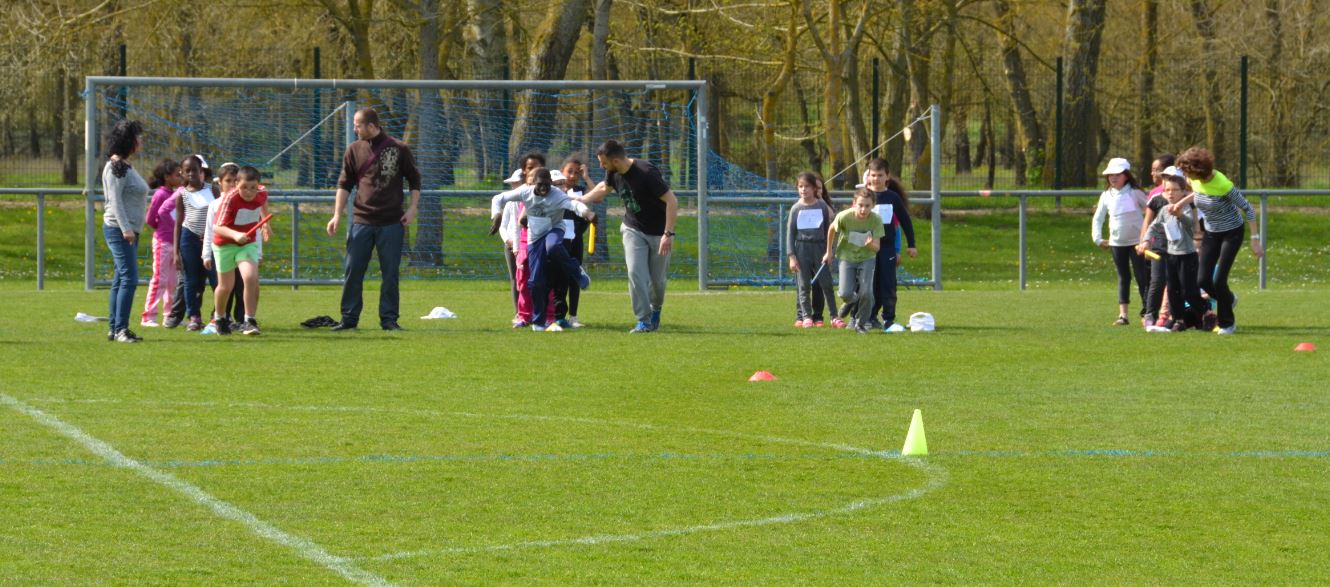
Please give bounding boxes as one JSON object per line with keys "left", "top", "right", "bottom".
{"left": 794, "top": 320, "right": 803, "bottom": 328}
{"left": 801, "top": 318, "right": 814, "bottom": 328}
{"left": 814, "top": 320, "right": 825, "bottom": 328}
{"left": 831, "top": 318, "right": 846, "bottom": 329}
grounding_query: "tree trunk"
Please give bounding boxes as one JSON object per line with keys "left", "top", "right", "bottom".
{"left": 509, "top": 0, "right": 590, "bottom": 157}
{"left": 1061, "top": 0, "right": 1108, "bottom": 187}
{"left": 884, "top": 50, "right": 910, "bottom": 177}
{"left": 761, "top": 2, "right": 800, "bottom": 181}
{"left": 994, "top": 0, "right": 1045, "bottom": 186}
{"left": 1188, "top": 0, "right": 1224, "bottom": 168}
{"left": 902, "top": 0, "right": 932, "bottom": 189}
{"left": 1265, "top": 0, "right": 1294, "bottom": 186}
{"left": 467, "top": 0, "right": 508, "bottom": 176}
{"left": 589, "top": 0, "right": 612, "bottom": 262}
{"left": 794, "top": 74, "right": 823, "bottom": 173}
{"left": 61, "top": 71, "right": 79, "bottom": 185}
{"left": 1135, "top": 0, "right": 1158, "bottom": 170}
{"left": 410, "top": 0, "right": 446, "bottom": 266}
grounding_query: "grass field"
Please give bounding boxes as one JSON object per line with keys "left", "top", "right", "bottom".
{"left": 1, "top": 279, "right": 1326, "bottom": 585}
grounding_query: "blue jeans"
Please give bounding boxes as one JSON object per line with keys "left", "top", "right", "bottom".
{"left": 527, "top": 227, "right": 581, "bottom": 326}
{"left": 103, "top": 224, "right": 140, "bottom": 333}
{"left": 178, "top": 230, "right": 216, "bottom": 320}
{"left": 341, "top": 222, "right": 404, "bottom": 327}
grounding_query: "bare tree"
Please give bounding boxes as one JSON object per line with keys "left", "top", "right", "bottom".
{"left": 509, "top": 0, "right": 590, "bottom": 157}
{"left": 801, "top": 0, "right": 870, "bottom": 188}
{"left": 993, "top": 0, "right": 1046, "bottom": 186}
{"left": 1061, "top": 0, "right": 1108, "bottom": 187}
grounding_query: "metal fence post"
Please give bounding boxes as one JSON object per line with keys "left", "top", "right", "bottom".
{"left": 1019, "top": 195, "right": 1028, "bottom": 291}
{"left": 291, "top": 201, "right": 301, "bottom": 291}
{"left": 930, "top": 104, "right": 942, "bottom": 290}
{"left": 697, "top": 83, "right": 710, "bottom": 291}
{"left": 1259, "top": 193, "right": 1268, "bottom": 290}
{"left": 777, "top": 203, "right": 785, "bottom": 290}
{"left": 37, "top": 193, "right": 46, "bottom": 291}
{"left": 84, "top": 77, "right": 98, "bottom": 291}
{"left": 1240, "top": 56, "right": 1249, "bottom": 189}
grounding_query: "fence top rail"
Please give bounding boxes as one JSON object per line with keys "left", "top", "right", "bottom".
{"left": 85, "top": 76, "right": 707, "bottom": 91}
{"left": 938, "top": 189, "right": 1330, "bottom": 197}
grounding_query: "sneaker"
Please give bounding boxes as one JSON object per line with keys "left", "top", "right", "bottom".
{"left": 577, "top": 267, "right": 592, "bottom": 290}
{"left": 630, "top": 321, "right": 653, "bottom": 333}
{"left": 546, "top": 323, "right": 564, "bottom": 332}
{"left": 848, "top": 318, "right": 859, "bottom": 330}
{"left": 238, "top": 319, "right": 261, "bottom": 336}
{"left": 140, "top": 319, "right": 160, "bottom": 328}
{"left": 801, "top": 318, "right": 814, "bottom": 328}
{"left": 186, "top": 316, "right": 203, "bottom": 331}
{"left": 867, "top": 318, "right": 884, "bottom": 330}
{"left": 216, "top": 318, "right": 233, "bottom": 336}
{"left": 1112, "top": 315, "right": 1129, "bottom": 326}
{"left": 1201, "top": 311, "right": 1218, "bottom": 332}
{"left": 555, "top": 319, "right": 572, "bottom": 329}
{"left": 1145, "top": 325, "right": 1171, "bottom": 333}
{"left": 381, "top": 321, "right": 403, "bottom": 331}
{"left": 794, "top": 320, "right": 804, "bottom": 328}
{"left": 831, "top": 318, "right": 846, "bottom": 329}
{"left": 884, "top": 323, "right": 906, "bottom": 333}
{"left": 650, "top": 309, "right": 661, "bottom": 331}
{"left": 512, "top": 320, "right": 529, "bottom": 329}
{"left": 163, "top": 315, "right": 182, "bottom": 329}
{"left": 107, "top": 329, "right": 115, "bottom": 342}
{"left": 200, "top": 322, "right": 218, "bottom": 335}
{"left": 1216, "top": 325, "right": 1237, "bottom": 335}
{"left": 814, "top": 320, "right": 825, "bottom": 328}
{"left": 568, "top": 316, "right": 583, "bottom": 328}
{"left": 330, "top": 321, "right": 358, "bottom": 332}
{"left": 854, "top": 325, "right": 870, "bottom": 334}
{"left": 1155, "top": 317, "right": 1169, "bottom": 328}
{"left": 531, "top": 323, "right": 547, "bottom": 332}
{"left": 113, "top": 329, "right": 141, "bottom": 343}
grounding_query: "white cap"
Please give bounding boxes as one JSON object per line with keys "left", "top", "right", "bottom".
{"left": 854, "top": 170, "right": 870, "bottom": 190}
{"left": 908, "top": 312, "right": 935, "bottom": 332}
{"left": 503, "top": 168, "right": 524, "bottom": 184}
{"left": 195, "top": 154, "right": 210, "bottom": 170}
{"left": 550, "top": 169, "right": 567, "bottom": 183}
{"left": 1101, "top": 157, "right": 1131, "bottom": 175}
{"left": 1162, "top": 165, "right": 1185, "bottom": 179}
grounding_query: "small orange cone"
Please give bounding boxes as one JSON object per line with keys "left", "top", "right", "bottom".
{"left": 1294, "top": 342, "right": 1316, "bottom": 352}
{"left": 748, "top": 370, "right": 777, "bottom": 382}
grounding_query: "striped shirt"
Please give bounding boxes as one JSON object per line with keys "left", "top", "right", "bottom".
{"left": 177, "top": 185, "right": 215, "bottom": 236}
{"left": 1192, "top": 187, "right": 1254, "bottom": 233}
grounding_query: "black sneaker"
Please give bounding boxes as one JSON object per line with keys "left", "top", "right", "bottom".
{"left": 113, "top": 329, "right": 141, "bottom": 343}
{"left": 381, "top": 321, "right": 403, "bottom": 331}
{"left": 867, "top": 318, "right": 884, "bottom": 330}
{"left": 238, "top": 319, "right": 261, "bottom": 336}
{"left": 108, "top": 329, "right": 115, "bottom": 342}
{"left": 163, "top": 315, "right": 182, "bottom": 329}
{"left": 1112, "top": 315, "right": 1129, "bottom": 326}
{"left": 330, "top": 322, "right": 357, "bottom": 332}
{"left": 216, "top": 318, "right": 233, "bottom": 336}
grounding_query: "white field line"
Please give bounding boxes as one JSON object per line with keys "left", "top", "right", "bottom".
{"left": 1, "top": 393, "right": 395, "bottom": 587}
{"left": 29, "top": 397, "right": 949, "bottom": 562}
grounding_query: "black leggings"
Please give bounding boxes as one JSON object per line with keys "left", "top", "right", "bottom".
{"left": 1111, "top": 245, "right": 1150, "bottom": 314}
{"left": 1165, "top": 252, "right": 1205, "bottom": 327}
{"left": 1143, "top": 251, "right": 1167, "bottom": 322}
{"left": 1198, "top": 225, "right": 1245, "bottom": 329}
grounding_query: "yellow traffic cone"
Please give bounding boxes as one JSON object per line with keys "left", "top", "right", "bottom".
{"left": 901, "top": 409, "right": 928, "bottom": 456}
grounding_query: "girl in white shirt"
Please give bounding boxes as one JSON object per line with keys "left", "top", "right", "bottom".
{"left": 1091, "top": 157, "right": 1150, "bottom": 325}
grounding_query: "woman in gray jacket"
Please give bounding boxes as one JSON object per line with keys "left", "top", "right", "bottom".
{"left": 102, "top": 120, "right": 149, "bottom": 343}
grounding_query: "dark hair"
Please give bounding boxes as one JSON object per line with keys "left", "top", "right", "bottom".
{"left": 518, "top": 152, "right": 547, "bottom": 170}
{"left": 1153, "top": 153, "right": 1176, "bottom": 169}
{"left": 1162, "top": 174, "right": 1188, "bottom": 191}
{"left": 796, "top": 171, "right": 835, "bottom": 209}
{"left": 853, "top": 189, "right": 875, "bottom": 204}
{"left": 866, "top": 157, "right": 909, "bottom": 199}
{"left": 1176, "top": 147, "right": 1215, "bottom": 179}
{"left": 531, "top": 167, "right": 553, "bottom": 197}
{"left": 238, "top": 165, "right": 262, "bottom": 183}
{"left": 149, "top": 158, "right": 180, "bottom": 189}
{"left": 561, "top": 155, "right": 584, "bottom": 169}
{"left": 107, "top": 120, "right": 144, "bottom": 158}
{"left": 355, "top": 107, "right": 380, "bottom": 128}
{"left": 217, "top": 162, "right": 240, "bottom": 181}
{"left": 596, "top": 140, "right": 627, "bottom": 159}
{"left": 1108, "top": 169, "right": 1142, "bottom": 190}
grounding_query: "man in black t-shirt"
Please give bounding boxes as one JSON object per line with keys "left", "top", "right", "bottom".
{"left": 578, "top": 140, "right": 679, "bottom": 333}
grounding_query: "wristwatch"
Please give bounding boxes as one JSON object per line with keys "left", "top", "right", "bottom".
{"left": 663, "top": 231, "right": 676, "bottom": 238}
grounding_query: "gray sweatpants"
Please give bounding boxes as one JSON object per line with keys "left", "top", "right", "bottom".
{"left": 838, "top": 258, "right": 876, "bottom": 326}
{"left": 622, "top": 224, "right": 670, "bottom": 324}
{"left": 791, "top": 239, "right": 835, "bottom": 321}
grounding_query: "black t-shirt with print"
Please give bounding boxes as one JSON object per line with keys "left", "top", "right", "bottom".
{"left": 606, "top": 159, "right": 671, "bottom": 236}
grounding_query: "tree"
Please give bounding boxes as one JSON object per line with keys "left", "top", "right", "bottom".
{"left": 1188, "top": 0, "right": 1225, "bottom": 168}
{"left": 466, "top": 0, "right": 510, "bottom": 177}
{"left": 1134, "top": 0, "right": 1158, "bottom": 169}
{"left": 801, "top": 0, "right": 870, "bottom": 188}
{"left": 508, "top": 0, "right": 590, "bottom": 158}
{"left": 760, "top": 2, "right": 801, "bottom": 181}
{"left": 313, "top": 0, "right": 377, "bottom": 79}
{"left": 1060, "top": 0, "right": 1108, "bottom": 187}
{"left": 993, "top": 0, "right": 1046, "bottom": 186}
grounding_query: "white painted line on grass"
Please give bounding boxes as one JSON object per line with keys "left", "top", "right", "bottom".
{"left": 0, "top": 393, "right": 395, "bottom": 587}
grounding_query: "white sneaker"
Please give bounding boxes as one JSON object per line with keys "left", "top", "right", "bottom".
{"left": 568, "top": 316, "right": 583, "bottom": 328}
{"left": 531, "top": 324, "right": 547, "bottom": 332}
{"left": 1216, "top": 325, "right": 1237, "bottom": 335}
{"left": 884, "top": 323, "right": 906, "bottom": 333}
{"left": 140, "top": 319, "right": 160, "bottom": 328}
{"left": 1144, "top": 325, "right": 1171, "bottom": 333}
{"left": 546, "top": 323, "right": 564, "bottom": 332}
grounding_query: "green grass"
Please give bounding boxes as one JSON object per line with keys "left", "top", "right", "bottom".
{"left": 1, "top": 280, "right": 1327, "bottom": 584}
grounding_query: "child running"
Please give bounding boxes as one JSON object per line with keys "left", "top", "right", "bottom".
{"left": 203, "top": 162, "right": 248, "bottom": 331}
{"left": 1150, "top": 168, "right": 1206, "bottom": 331}
{"left": 210, "top": 166, "right": 270, "bottom": 335}
{"left": 787, "top": 171, "right": 837, "bottom": 328}
{"left": 140, "top": 158, "right": 182, "bottom": 327}
{"left": 823, "top": 190, "right": 885, "bottom": 333}
{"left": 500, "top": 152, "right": 547, "bottom": 327}
{"left": 1091, "top": 157, "right": 1150, "bottom": 325}
{"left": 490, "top": 167, "right": 596, "bottom": 331}
{"left": 864, "top": 158, "right": 917, "bottom": 332}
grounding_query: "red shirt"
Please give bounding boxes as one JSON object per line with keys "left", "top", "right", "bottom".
{"left": 213, "top": 188, "right": 268, "bottom": 246}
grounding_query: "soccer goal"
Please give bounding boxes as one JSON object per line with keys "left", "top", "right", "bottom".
{"left": 82, "top": 77, "right": 942, "bottom": 291}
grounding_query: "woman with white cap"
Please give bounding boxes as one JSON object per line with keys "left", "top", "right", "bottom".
{"left": 1091, "top": 157, "right": 1150, "bottom": 325}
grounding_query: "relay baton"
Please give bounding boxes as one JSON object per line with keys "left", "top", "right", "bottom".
{"left": 810, "top": 261, "right": 829, "bottom": 284}
{"left": 588, "top": 222, "right": 596, "bottom": 254}
{"left": 243, "top": 214, "right": 274, "bottom": 240}
{"left": 1143, "top": 250, "right": 1161, "bottom": 261}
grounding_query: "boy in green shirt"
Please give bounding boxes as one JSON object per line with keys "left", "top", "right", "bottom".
{"left": 823, "top": 190, "right": 885, "bottom": 333}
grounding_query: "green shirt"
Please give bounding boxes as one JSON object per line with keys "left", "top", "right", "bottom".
{"left": 831, "top": 208, "right": 885, "bottom": 263}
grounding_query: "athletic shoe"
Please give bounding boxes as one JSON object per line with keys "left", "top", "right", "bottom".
{"left": 107, "top": 329, "right": 114, "bottom": 342}
{"left": 113, "top": 329, "right": 141, "bottom": 343}
{"left": 546, "top": 323, "right": 564, "bottom": 332}
{"left": 814, "top": 320, "right": 825, "bottom": 328}
{"left": 163, "top": 315, "right": 182, "bottom": 329}
{"left": 330, "top": 321, "right": 357, "bottom": 332}
{"left": 577, "top": 267, "right": 592, "bottom": 290}
{"left": 650, "top": 309, "right": 661, "bottom": 331}
{"left": 1201, "top": 311, "right": 1218, "bottom": 332}
{"left": 511, "top": 315, "right": 524, "bottom": 326}
{"left": 512, "top": 320, "right": 529, "bottom": 329}
{"left": 1145, "top": 325, "right": 1171, "bottom": 333}
{"left": 884, "top": 323, "right": 906, "bottom": 333}
{"left": 831, "top": 318, "right": 846, "bottom": 329}
{"left": 531, "top": 324, "right": 547, "bottom": 332}
{"left": 630, "top": 321, "right": 653, "bottom": 333}
{"left": 801, "top": 319, "right": 814, "bottom": 328}
{"left": 186, "top": 316, "right": 203, "bottom": 331}
{"left": 854, "top": 325, "right": 870, "bottom": 334}
{"left": 216, "top": 318, "right": 233, "bottom": 336}
{"left": 140, "top": 319, "right": 159, "bottom": 328}
{"left": 556, "top": 319, "right": 573, "bottom": 329}
{"left": 568, "top": 316, "right": 583, "bottom": 328}
{"left": 1155, "top": 317, "right": 1169, "bottom": 328}
{"left": 794, "top": 320, "right": 803, "bottom": 328}
{"left": 381, "top": 321, "right": 403, "bottom": 331}
{"left": 867, "top": 318, "right": 884, "bottom": 330}
{"left": 238, "top": 320, "right": 261, "bottom": 336}
{"left": 1216, "top": 325, "right": 1237, "bottom": 335}
{"left": 200, "top": 322, "right": 218, "bottom": 335}
{"left": 1112, "top": 315, "right": 1129, "bottom": 326}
